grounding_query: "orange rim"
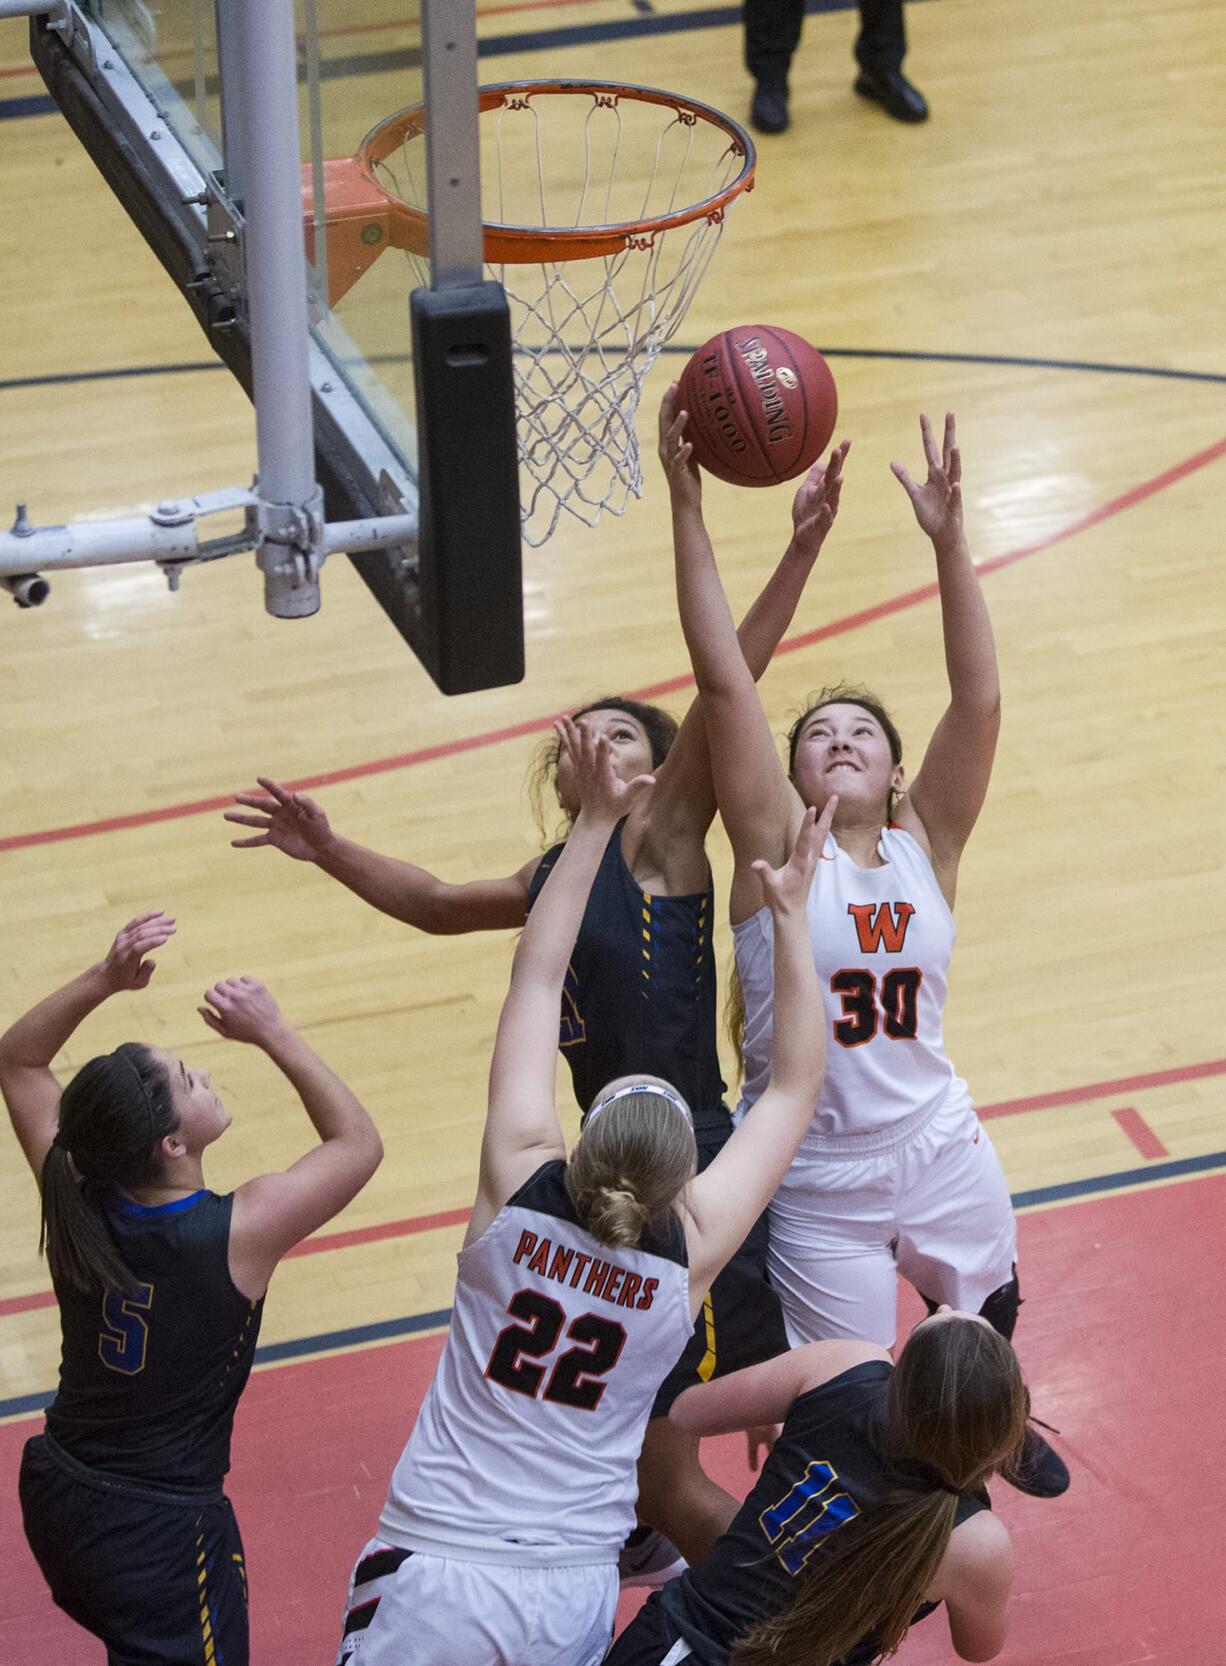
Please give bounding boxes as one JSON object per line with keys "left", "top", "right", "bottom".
{"left": 358, "top": 79, "right": 757, "bottom": 264}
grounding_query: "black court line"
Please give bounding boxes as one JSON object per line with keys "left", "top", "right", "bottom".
{"left": 3, "top": 1149, "right": 1223, "bottom": 1422}
{"left": 4, "top": 347, "right": 1226, "bottom": 400}
{"left": 0, "top": 0, "right": 899, "bottom": 122}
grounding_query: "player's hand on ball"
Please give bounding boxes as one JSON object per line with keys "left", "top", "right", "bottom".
{"left": 199, "top": 978, "right": 289, "bottom": 1047}
{"left": 226, "top": 776, "right": 333, "bottom": 862}
{"left": 790, "top": 439, "right": 850, "bottom": 562}
{"left": 657, "top": 383, "right": 702, "bottom": 509}
{"left": 891, "top": 411, "right": 963, "bottom": 546}
{"left": 98, "top": 911, "right": 176, "bottom": 993}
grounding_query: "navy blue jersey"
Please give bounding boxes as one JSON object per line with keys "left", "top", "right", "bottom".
{"left": 528, "top": 821, "right": 727, "bottom": 1131}
{"left": 658, "top": 1361, "right": 989, "bottom": 1666}
{"left": 45, "top": 1188, "right": 263, "bottom": 1489}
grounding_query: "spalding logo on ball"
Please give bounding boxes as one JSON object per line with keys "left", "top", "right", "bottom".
{"left": 678, "top": 324, "right": 838, "bottom": 487}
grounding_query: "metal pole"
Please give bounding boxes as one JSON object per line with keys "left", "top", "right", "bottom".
{"left": 420, "top": 0, "right": 484, "bottom": 288}
{"left": 0, "top": 1, "right": 67, "bottom": 18}
{"left": 233, "top": 0, "right": 315, "bottom": 503}
{"left": 222, "top": 0, "right": 322, "bottom": 615}
{"left": 213, "top": 0, "right": 248, "bottom": 210}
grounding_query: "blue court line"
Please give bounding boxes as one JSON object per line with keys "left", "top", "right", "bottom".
{"left": 3, "top": 1150, "right": 1223, "bottom": 1423}
{"left": 0, "top": 1307, "right": 453, "bottom": 1422}
{"left": 5, "top": 348, "right": 1226, "bottom": 400}
{"left": 0, "top": 92, "right": 56, "bottom": 119}
{"left": 0, "top": 362, "right": 226, "bottom": 394}
{"left": 1, "top": 0, "right": 885, "bottom": 123}
{"left": 256, "top": 1306, "right": 453, "bottom": 1364}
{"left": 1010, "top": 1149, "right": 1226, "bottom": 1210}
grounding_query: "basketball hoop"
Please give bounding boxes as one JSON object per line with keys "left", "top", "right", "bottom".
{"left": 316, "top": 82, "right": 755, "bottom": 546}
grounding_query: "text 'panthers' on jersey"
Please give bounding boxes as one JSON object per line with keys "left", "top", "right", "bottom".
{"left": 378, "top": 1161, "right": 692, "bottom": 1564}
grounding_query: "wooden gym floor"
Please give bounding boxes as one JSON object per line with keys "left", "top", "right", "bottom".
{"left": 1, "top": 1, "right": 1224, "bottom": 1660}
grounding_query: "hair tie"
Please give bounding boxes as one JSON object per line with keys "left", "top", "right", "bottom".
{"left": 890, "top": 1458, "right": 959, "bottom": 1497}
{"left": 586, "top": 1081, "right": 692, "bottom": 1127}
{"left": 50, "top": 1130, "right": 71, "bottom": 1152}
{"left": 113, "top": 1050, "right": 158, "bottom": 1147}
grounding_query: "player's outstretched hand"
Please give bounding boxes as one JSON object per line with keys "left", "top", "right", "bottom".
{"left": 752, "top": 797, "right": 837, "bottom": 915}
{"left": 226, "top": 776, "right": 333, "bottom": 861}
{"left": 891, "top": 411, "right": 962, "bottom": 546}
{"left": 98, "top": 911, "right": 176, "bottom": 994}
{"left": 557, "top": 715, "right": 655, "bottom": 828}
{"left": 790, "top": 438, "right": 850, "bottom": 562}
{"left": 198, "top": 977, "right": 289, "bottom": 1048}
{"left": 657, "top": 382, "right": 702, "bottom": 511}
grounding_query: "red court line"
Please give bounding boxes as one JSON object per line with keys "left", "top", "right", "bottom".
{"left": 284, "top": 1205, "right": 471, "bottom": 1258}
{"left": 3, "top": 434, "right": 1224, "bottom": 856}
{"left": 3, "top": 1054, "right": 1221, "bottom": 1321}
{"left": 976, "top": 1057, "right": 1226, "bottom": 1120}
{"left": 1112, "top": 1106, "right": 1170, "bottom": 1160}
{"left": 0, "top": 1290, "right": 56, "bottom": 1319}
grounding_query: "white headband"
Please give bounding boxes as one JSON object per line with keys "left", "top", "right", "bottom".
{"left": 586, "top": 1081, "right": 692, "bottom": 1126}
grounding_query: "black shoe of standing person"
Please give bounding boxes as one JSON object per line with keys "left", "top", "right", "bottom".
{"left": 750, "top": 79, "right": 790, "bottom": 135}
{"left": 1002, "top": 1426, "right": 1070, "bottom": 1499}
{"left": 853, "top": 67, "right": 929, "bottom": 123}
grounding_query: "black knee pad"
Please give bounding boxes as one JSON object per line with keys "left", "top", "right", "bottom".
{"left": 978, "top": 1266, "right": 1021, "bottom": 1341}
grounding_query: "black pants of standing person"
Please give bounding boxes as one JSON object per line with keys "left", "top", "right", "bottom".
{"left": 745, "top": 0, "right": 906, "bottom": 90}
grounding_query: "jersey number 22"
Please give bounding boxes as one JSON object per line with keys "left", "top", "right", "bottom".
{"left": 485, "top": 1291, "right": 626, "bottom": 1411}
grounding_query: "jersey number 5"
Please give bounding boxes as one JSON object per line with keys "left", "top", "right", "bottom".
{"left": 98, "top": 1281, "right": 155, "bottom": 1376}
{"left": 485, "top": 1291, "right": 626, "bottom": 1411}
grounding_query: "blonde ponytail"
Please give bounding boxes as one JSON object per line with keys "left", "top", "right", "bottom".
{"left": 584, "top": 1183, "right": 651, "bottom": 1250}
{"left": 567, "top": 1084, "right": 696, "bottom": 1251}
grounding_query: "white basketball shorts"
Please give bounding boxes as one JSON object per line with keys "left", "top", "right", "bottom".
{"left": 335, "top": 1538, "right": 618, "bottom": 1666}
{"left": 767, "top": 1084, "right": 1018, "bottom": 1347}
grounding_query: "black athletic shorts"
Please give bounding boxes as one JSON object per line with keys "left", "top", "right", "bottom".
{"left": 605, "top": 1589, "right": 700, "bottom": 1664}
{"left": 650, "top": 1109, "right": 788, "bottom": 1418}
{"left": 20, "top": 1432, "right": 249, "bottom": 1666}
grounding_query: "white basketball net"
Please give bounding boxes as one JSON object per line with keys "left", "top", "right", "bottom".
{"left": 373, "top": 85, "right": 753, "bottom": 547}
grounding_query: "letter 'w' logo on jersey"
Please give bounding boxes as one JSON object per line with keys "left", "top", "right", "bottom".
{"left": 847, "top": 901, "right": 915, "bottom": 954}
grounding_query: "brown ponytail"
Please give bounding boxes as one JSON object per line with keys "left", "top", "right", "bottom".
{"left": 40, "top": 1043, "right": 176, "bottom": 1293}
{"left": 566, "top": 1085, "right": 696, "bottom": 1250}
{"left": 733, "top": 1318, "right": 1029, "bottom": 1666}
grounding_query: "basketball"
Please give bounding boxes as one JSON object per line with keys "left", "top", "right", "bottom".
{"left": 677, "top": 324, "right": 838, "bottom": 487}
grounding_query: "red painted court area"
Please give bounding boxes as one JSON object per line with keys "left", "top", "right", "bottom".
{"left": 2, "top": 1173, "right": 1222, "bottom": 1665}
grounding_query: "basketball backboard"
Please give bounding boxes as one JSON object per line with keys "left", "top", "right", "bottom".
{"left": 26, "top": 0, "right": 523, "bottom": 693}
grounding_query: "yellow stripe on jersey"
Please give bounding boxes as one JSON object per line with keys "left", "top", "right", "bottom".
{"left": 697, "top": 1293, "right": 717, "bottom": 1381}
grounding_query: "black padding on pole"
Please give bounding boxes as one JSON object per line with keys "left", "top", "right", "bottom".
{"left": 410, "top": 283, "right": 523, "bottom": 694}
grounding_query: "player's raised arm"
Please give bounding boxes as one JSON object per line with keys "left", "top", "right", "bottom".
{"left": 661, "top": 385, "right": 848, "bottom": 911}
{"left": 0, "top": 911, "right": 177, "bottom": 1181}
{"left": 470, "top": 721, "right": 655, "bottom": 1240}
{"left": 641, "top": 400, "right": 853, "bottom": 852}
{"left": 219, "top": 980, "right": 382, "bottom": 1299}
{"left": 683, "top": 799, "right": 833, "bottom": 1299}
{"left": 226, "top": 775, "right": 535, "bottom": 934}
{"left": 893, "top": 413, "right": 1001, "bottom": 896}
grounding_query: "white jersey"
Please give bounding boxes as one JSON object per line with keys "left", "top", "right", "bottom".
{"left": 379, "top": 1161, "right": 691, "bottom": 1565}
{"left": 734, "top": 825, "right": 966, "bottom": 1150}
